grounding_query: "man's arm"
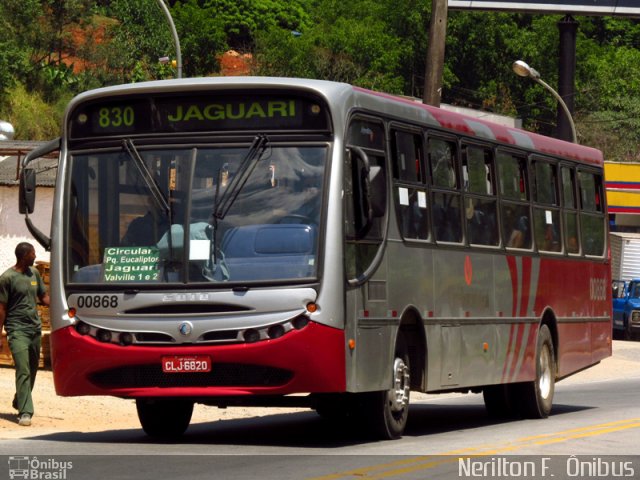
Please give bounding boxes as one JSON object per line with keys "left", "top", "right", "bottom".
{"left": 39, "top": 293, "right": 50, "bottom": 307}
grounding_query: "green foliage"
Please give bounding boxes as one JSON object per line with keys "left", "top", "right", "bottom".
{"left": 202, "top": 0, "right": 310, "bottom": 50}
{"left": 0, "top": 0, "right": 640, "bottom": 159}
{"left": 254, "top": 0, "right": 407, "bottom": 93}
{"left": 172, "top": 0, "right": 227, "bottom": 77}
{"left": 103, "top": 0, "right": 174, "bottom": 83}
{"left": 0, "top": 83, "right": 63, "bottom": 140}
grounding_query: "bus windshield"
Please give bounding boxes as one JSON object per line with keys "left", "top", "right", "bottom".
{"left": 67, "top": 143, "right": 327, "bottom": 285}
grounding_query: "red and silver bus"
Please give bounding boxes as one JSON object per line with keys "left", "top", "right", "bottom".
{"left": 20, "top": 77, "right": 611, "bottom": 439}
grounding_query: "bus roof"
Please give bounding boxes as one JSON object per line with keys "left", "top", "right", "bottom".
{"left": 66, "top": 76, "right": 603, "bottom": 167}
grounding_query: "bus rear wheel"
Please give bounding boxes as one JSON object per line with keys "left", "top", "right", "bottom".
{"left": 136, "top": 398, "right": 194, "bottom": 438}
{"left": 365, "top": 335, "right": 411, "bottom": 440}
{"left": 513, "top": 325, "right": 556, "bottom": 418}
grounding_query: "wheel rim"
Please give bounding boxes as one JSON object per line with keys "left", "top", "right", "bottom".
{"left": 390, "top": 357, "right": 410, "bottom": 412}
{"left": 538, "top": 344, "right": 552, "bottom": 400}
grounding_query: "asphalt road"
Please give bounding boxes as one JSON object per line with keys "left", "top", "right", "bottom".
{"left": 0, "top": 340, "right": 639, "bottom": 480}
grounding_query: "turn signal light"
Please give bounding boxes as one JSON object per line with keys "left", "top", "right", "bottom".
{"left": 306, "top": 302, "right": 318, "bottom": 313}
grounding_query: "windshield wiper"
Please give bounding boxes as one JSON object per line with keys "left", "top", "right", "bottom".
{"left": 123, "top": 138, "right": 170, "bottom": 215}
{"left": 213, "top": 134, "right": 269, "bottom": 220}
{"left": 203, "top": 135, "right": 269, "bottom": 282}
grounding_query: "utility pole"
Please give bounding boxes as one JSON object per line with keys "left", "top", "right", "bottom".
{"left": 557, "top": 15, "right": 578, "bottom": 142}
{"left": 423, "top": 0, "right": 448, "bottom": 107}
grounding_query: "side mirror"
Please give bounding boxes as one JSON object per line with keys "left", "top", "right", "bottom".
{"left": 18, "top": 137, "right": 60, "bottom": 251}
{"left": 19, "top": 168, "right": 36, "bottom": 214}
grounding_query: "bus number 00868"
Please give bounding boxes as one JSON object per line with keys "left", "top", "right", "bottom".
{"left": 76, "top": 295, "right": 119, "bottom": 309}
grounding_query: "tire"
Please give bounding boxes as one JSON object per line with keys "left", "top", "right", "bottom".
{"left": 483, "top": 384, "right": 517, "bottom": 419}
{"left": 513, "top": 325, "right": 556, "bottom": 419}
{"left": 314, "top": 393, "right": 356, "bottom": 422}
{"left": 365, "top": 334, "right": 411, "bottom": 440}
{"left": 136, "top": 398, "right": 194, "bottom": 438}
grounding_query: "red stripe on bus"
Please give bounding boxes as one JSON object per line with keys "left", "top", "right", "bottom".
{"left": 519, "top": 257, "right": 532, "bottom": 318}
{"left": 502, "top": 323, "right": 516, "bottom": 381}
{"left": 506, "top": 256, "right": 518, "bottom": 317}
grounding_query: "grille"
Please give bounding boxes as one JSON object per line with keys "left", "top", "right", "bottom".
{"left": 90, "top": 363, "right": 293, "bottom": 389}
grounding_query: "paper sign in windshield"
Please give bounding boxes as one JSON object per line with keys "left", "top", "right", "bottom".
{"left": 103, "top": 246, "right": 160, "bottom": 282}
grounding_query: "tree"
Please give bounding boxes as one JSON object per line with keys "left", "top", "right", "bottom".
{"left": 103, "top": 0, "right": 174, "bottom": 83}
{"left": 254, "top": 0, "right": 407, "bottom": 93}
{"left": 172, "top": 0, "right": 227, "bottom": 77}
{"left": 202, "top": 0, "right": 310, "bottom": 51}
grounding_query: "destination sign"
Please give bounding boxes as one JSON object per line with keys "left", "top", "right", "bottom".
{"left": 103, "top": 246, "right": 160, "bottom": 282}
{"left": 69, "top": 93, "right": 330, "bottom": 138}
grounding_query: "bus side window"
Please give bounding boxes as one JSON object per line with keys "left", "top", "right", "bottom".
{"left": 498, "top": 151, "right": 531, "bottom": 249}
{"left": 462, "top": 144, "right": 498, "bottom": 246}
{"left": 532, "top": 159, "right": 561, "bottom": 253}
{"left": 392, "top": 129, "right": 428, "bottom": 240}
{"left": 578, "top": 170, "right": 605, "bottom": 256}
{"left": 429, "top": 137, "right": 462, "bottom": 243}
{"left": 561, "top": 166, "right": 580, "bottom": 254}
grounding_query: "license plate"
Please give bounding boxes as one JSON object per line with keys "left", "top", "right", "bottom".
{"left": 162, "top": 355, "right": 211, "bottom": 373}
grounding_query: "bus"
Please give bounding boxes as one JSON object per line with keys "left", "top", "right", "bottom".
{"left": 19, "top": 77, "right": 611, "bottom": 439}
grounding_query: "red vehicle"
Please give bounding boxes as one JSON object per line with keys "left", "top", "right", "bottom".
{"left": 20, "top": 77, "right": 611, "bottom": 439}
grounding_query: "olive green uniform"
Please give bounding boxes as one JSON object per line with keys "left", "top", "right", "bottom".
{"left": 0, "top": 266, "right": 46, "bottom": 416}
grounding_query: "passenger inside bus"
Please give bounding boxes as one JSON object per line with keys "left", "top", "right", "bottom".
{"left": 504, "top": 205, "right": 530, "bottom": 248}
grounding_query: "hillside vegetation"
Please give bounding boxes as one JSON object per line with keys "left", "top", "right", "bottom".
{"left": 1, "top": 1, "right": 640, "bottom": 160}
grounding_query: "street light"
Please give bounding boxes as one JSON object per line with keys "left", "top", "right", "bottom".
{"left": 512, "top": 60, "right": 577, "bottom": 143}
{"left": 156, "top": 0, "right": 182, "bottom": 78}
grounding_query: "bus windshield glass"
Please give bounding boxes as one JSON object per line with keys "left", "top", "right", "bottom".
{"left": 67, "top": 143, "right": 326, "bottom": 285}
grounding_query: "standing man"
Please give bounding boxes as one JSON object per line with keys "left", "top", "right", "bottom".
{"left": 0, "top": 242, "right": 49, "bottom": 426}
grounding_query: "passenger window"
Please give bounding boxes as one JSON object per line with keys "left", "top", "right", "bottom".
{"left": 579, "top": 171, "right": 603, "bottom": 212}
{"left": 532, "top": 159, "right": 561, "bottom": 253}
{"left": 502, "top": 203, "right": 532, "bottom": 249}
{"left": 429, "top": 137, "right": 462, "bottom": 243}
{"left": 497, "top": 152, "right": 528, "bottom": 201}
{"left": 533, "top": 208, "right": 561, "bottom": 253}
{"left": 532, "top": 160, "right": 558, "bottom": 205}
{"left": 433, "top": 192, "right": 462, "bottom": 243}
{"left": 347, "top": 119, "right": 385, "bottom": 151}
{"left": 498, "top": 151, "right": 530, "bottom": 249}
{"left": 561, "top": 167, "right": 579, "bottom": 254}
{"left": 579, "top": 171, "right": 605, "bottom": 256}
{"left": 462, "top": 145, "right": 498, "bottom": 247}
{"left": 429, "top": 137, "right": 457, "bottom": 189}
{"left": 561, "top": 167, "right": 577, "bottom": 208}
{"left": 393, "top": 130, "right": 423, "bottom": 183}
{"left": 392, "top": 129, "right": 428, "bottom": 241}
{"left": 463, "top": 145, "right": 493, "bottom": 195}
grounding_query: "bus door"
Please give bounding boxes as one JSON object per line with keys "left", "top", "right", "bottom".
{"left": 344, "top": 117, "right": 391, "bottom": 392}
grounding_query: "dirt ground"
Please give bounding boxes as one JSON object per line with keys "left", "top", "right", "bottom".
{"left": 1, "top": 340, "right": 639, "bottom": 440}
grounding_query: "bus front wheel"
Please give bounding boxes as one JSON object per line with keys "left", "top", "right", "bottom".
{"left": 136, "top": 398, "right": 194, "bottom": 438}
{"left": 365, "top": 335, "right": 411, "bottom": 439}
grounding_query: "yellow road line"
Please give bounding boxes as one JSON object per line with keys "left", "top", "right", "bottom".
{"left": 308, "top": 418, "right": 640, "bottom": 480}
